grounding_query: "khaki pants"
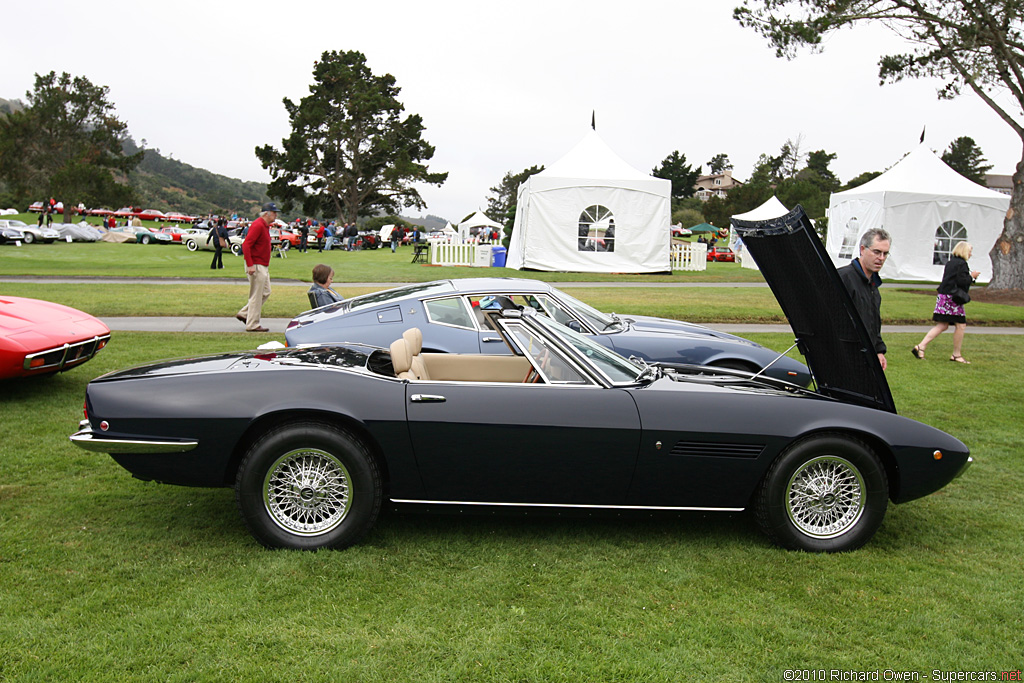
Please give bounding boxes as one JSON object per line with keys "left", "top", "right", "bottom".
{"left": 237, "top": 264, "right": 271, "bottom": 330}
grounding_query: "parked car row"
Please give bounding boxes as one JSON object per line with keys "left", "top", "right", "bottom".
{"left": 29, "top": 203, "right": 205, "bottom": 224}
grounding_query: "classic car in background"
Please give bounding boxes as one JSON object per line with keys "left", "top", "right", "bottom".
{"left": 135, "top": 228, "right": 174, "bottom": 245}
{"left": 1, "top": 221, "right": 26, "bottom": 244}
{"left": 707, "top": 246, "right": 736, "bottom": 262}
{"left": 136, "top": 209, "right": 168, "bottom": 222}
{"left": 164, "top": 212, "right": 196, "bottom": 223}
{"left": 286, "top": 278, "right": 811, "bottom": 386}
{"left": 270, "top": 228, "right": 299, "bottom": 248}
{"left": 184, "top": 229, "right": 243, "bottom": 256}
{"left": 0, "top": 219, "right": 59, "bottom": 244}
{"left": 2, "top": 297, "right": 110, "bottom": 380}
{"left": 157, "top": 226, "right": 189, "bottom": 242}
{"left": 54, "top": 222, "right": 103, "bottom": 242}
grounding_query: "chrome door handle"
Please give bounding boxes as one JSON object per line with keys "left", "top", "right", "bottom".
{"left": 410, "top": 394, "right": 446, "bottom": 403}
{"left": 482, "top": 336, "right": 503, "bottom": 342}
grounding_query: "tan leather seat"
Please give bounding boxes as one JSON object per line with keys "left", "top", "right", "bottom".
{"left": 403, "top": 328, "right": 429, "bottom": 380}
{"left": 389, "top": 338, "right": 416, "bottom": 380}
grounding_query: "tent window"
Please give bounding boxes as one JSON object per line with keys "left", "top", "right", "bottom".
{"left": 838, "top": 217, "right": 860, "bottom": 259}
{"left": 578, "top": 205, "right": 615, "bottom": 252}
{"left": 933, "top": 221, "right": 967, "bottom": 265}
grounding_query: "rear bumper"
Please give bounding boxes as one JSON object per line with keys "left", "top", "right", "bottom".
{"left": 69, "top": 421, "right": 198, "bottom": 454}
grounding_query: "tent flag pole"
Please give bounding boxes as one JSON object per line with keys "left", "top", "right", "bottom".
{"left": 920, "top": 126, "right": 926, "bottom": 143}
{"left": 591, "top": 111, "right": 596, "bottom": 130}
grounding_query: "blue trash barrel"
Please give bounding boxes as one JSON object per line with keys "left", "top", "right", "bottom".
{"left": 491, "top": 246, "right": 507, "bottom": 267}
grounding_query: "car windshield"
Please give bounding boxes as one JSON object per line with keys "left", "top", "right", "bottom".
{"left": 548, "top": 289, "right": 621, "bottom": 331}
{"left": 348, "top": 282, "right": 456, "bottom": 312}
{"left": 529, "top": 313, "right": 642, "bottom": 383}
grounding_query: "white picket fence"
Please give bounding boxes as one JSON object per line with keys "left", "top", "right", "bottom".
{"left": 430, "top": 239, "right": 490, "bottom": 267}
{"left": 430, "top": 238, "right": 707, "bottom": 270}
{"left": 671, "top": 242, "right": 708, "bottom": 271}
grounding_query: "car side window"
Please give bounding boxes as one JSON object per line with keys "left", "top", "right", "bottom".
{"left": 424, "top": 297, "right": 476, "bottom": 329}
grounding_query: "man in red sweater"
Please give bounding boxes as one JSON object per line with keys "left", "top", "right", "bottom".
{"left": 236, "top": 202, "right": 279, "bottom": 332}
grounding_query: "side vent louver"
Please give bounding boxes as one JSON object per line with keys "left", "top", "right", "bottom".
{"left": 670, "top": 441, "right": 764, "bottom": 459}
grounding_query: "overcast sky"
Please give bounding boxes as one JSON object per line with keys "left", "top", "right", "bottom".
{"left": 4, "top": 0, "right": 1021, "bottom": 221}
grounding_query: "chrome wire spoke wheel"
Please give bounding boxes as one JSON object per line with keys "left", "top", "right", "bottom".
{"left": 786, "top": 455, "right": 865, "bottom": 539}
{"left": 263, "top": 448, "right": 352, "bottom": 536}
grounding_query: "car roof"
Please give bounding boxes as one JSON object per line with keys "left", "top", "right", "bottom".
{"left": 346, "top": 279, "right": 553, "bottom": 310}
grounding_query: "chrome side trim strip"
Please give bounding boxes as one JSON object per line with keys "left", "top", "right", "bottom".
{"left": 69, "top": 431, "right": 198, "bottom": 454}
{"left": 390, "top": 498, "right": 744, "bottom": 512}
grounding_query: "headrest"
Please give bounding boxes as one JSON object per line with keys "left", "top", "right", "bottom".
{"left": 389, "top": 338, "right": 411, "bottom": 374}
{"left": 403, "top": 327, "right": 423, "bottom": 355}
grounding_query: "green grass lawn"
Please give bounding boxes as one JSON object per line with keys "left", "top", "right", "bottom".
{"left": 1, "top": 225, "right": 1022, "bottom": 679}
{"left": 1, "top": 331, "right": 1022, "bottom": 680}
{"left": 0, "top": 231, "right": 766, "bottom": 283}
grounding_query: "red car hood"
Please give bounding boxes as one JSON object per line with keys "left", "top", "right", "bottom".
{"left": 0, "top": 296, "right": 109, "bottom": 351}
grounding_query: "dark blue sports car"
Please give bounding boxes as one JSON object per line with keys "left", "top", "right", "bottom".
{"left": 285, "top": 278, "right": 811, "bottom": 386}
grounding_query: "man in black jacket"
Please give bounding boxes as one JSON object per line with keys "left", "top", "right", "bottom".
{"left": 837, "top": 228, "right": 892, "bottom": 370}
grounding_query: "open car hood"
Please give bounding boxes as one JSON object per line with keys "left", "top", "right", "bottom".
{"left": 732, "top": 206, "right": 896, "bottom": 413}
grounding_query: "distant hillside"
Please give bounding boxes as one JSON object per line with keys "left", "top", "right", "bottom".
{"left": 124, "top": 139, "right": 270, "bottom": 217}
{"left": 1, "top": 100, "right": 450, "bottom": 222}
{"left": 0, "top": 97, "right": 25, "bottom": 115}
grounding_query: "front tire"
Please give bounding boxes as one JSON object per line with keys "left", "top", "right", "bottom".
{"left": 140, "top": 234, "right": 151, "bottom": 244}
{"left": 185, "top": 239, "right": 198, "bottom": 252}
{"left": 235, "top": 421, "right": 381, "bottom": 550}
{"left": 23, "top": 232, "right": 35, "bottom": 244}
{"left": 755, "top": 433, "right": 888, "bottom": 552}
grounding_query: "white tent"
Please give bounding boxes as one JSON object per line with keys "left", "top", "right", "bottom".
{"left": 458, "top": 211, "right": 503, "bottom": 241}
{"left": 506, "top": 129, "right": 671, "bottom": 273}
{"left": 730, "top": 196, "right": 790, "bottom": 271}
{"left": 826, "top": 143, "right": 1009, "bottom": 282}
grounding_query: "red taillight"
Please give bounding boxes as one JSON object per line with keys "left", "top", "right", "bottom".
{"left": 82, "top": 400, "right": 88, "bottom": 419}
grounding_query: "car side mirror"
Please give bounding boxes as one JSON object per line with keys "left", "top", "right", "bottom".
{"left": 566, "top": 320, "right": 582, "bottom": 332}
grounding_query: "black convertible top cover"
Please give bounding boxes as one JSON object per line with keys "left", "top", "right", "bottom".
{"left": 732, "top": 206, "right": 896, "bottom": 413}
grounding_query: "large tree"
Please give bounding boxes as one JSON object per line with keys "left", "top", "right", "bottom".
{"left": 707, "top": 153, "right": 734, "bottom": 175}
{"left": 652, "top": 151, "right": 701, "bottom": 200}
{"left": 256, "top": 50, "right": 447, "bottom": 224}
{"left": 485, "top": 165, "right": 544, "bottom": 236}
{"left": 0, "top": 71, "right": 140, "bottom": 218}
{"left": 735, "top": 1, "right": 1024, "bottom": 289}
{"left": 941, "top": 135, "right": 994, "bottom": 184}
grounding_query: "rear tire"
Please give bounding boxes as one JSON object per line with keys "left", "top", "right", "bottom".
{"left": 231, "top": 243, "right": 242, "bottom": 256}
{"left": 235, "top": 421, "right": 381, "bottom": 550}
{"left": 755, "top": 433, "right": 888, "bottom": 552}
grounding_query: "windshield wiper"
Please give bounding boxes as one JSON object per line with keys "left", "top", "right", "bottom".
{"left": 630, "top": 355, "right": 662, "bottom": 383}
{"left": 602, "top": 312, "right": 624, "bottom": 331}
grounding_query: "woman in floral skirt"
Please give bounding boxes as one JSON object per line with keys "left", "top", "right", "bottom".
{"left": 911, "top": 241, "right": 980, "bottom": 364}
